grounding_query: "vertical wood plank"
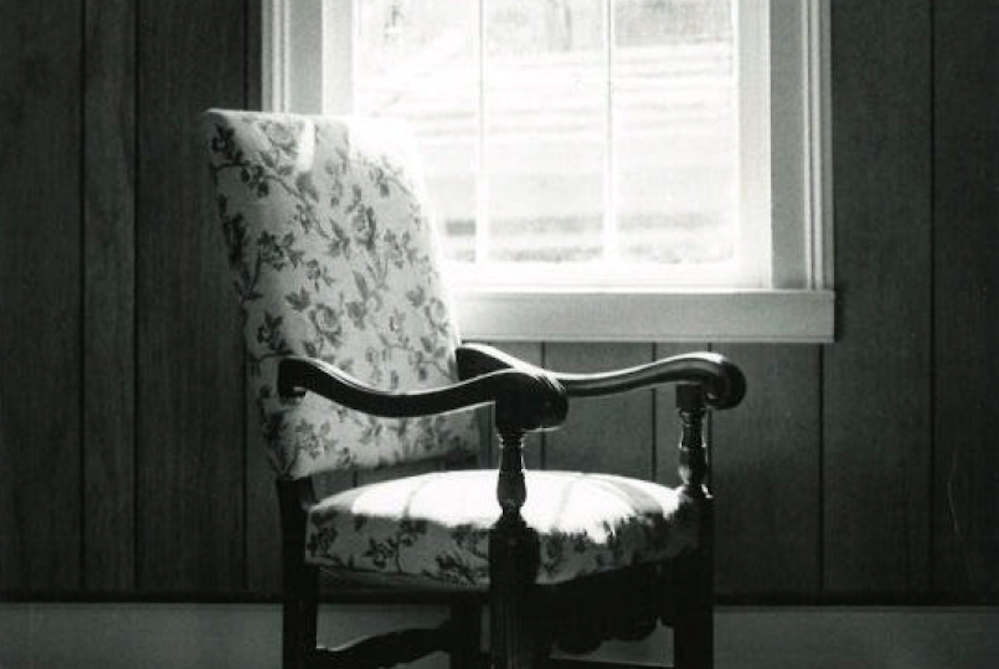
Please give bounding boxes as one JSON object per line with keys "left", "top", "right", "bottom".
{"left": 0, "top": 0, "right": 83, "bottom": 592}
{"left": 245, "top": 394, "right": 282, "bottom": 595}
{"left": 823, "top": 0, "right": 932, "bottom": 594}
{"left": 82, "top": 0, "right": 136, "bottom": 593}
{"left": 136, "top": 0, "right": 247, "bottom": 592}
{"left": 240, "top": 0, "right": 277, "bottom": 597}
{"left": 245, "top": 0, "right": 262, "bottom": 111}
{"left": 932, "top": 0, "right": 999, "bottom": 598}
{"left": 545, "top": 344, "right": 654, "bottom": 478}
{"left": 711, "top": 345, "right": 821, "bottom": 597}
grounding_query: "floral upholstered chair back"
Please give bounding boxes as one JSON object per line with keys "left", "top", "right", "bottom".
{"left": 203, "top": 110, "right": 479, "bottom": 479}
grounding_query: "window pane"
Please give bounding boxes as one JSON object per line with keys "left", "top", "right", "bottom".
{"left": 354, "top": 0, "right": 478, "bottom": 262}
{"left": 484, "top": 0, "right": 606, "bottom": 263}
{"left": 613, "top": 0, "right": 737, "bottom": 265}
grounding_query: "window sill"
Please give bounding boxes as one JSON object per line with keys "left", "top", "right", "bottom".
{"left": 453, "top": 288, "right": 835, "bottom": 344}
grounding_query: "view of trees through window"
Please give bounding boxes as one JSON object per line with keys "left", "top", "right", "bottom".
{"left": 354, "top": 0, "right": 736, "bottom": 276}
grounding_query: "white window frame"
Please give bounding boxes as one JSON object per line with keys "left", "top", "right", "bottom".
{"left": 263, "top": 0, "right": 835, "bottom": 343}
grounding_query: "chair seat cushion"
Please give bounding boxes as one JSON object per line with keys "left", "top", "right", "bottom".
{"left": 304, "top": 470, "right": 698, "bottom": 587}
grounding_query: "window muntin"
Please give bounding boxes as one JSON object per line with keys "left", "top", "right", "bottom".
{"left": 348, "top": 0, "right": 762, "bottom": 288}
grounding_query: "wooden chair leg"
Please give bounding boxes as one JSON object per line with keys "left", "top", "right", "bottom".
{"left": 673, "top": 555, "right": 712, "bottom": 669}
{"left": 672, "top": 385, "right": 714, "bottom": 669}
{"left": 279, "top": 480, "right": 318, "bottom": 669}
{"left": 490, "top": 428, "right": 545, "bottom": 669}
{"left": 283, "top": 564, "right": 319, "bottom": 669}
{"left": 673, "top": 500, "right": 714, "bottom": 669}
{"left": 489, "top": 518, "right": 543, "bottom": 669}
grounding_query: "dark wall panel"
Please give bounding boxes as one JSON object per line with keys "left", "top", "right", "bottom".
{"left": 545, "top": 344, "right": 655, "bottom": 478}
{"left": 83, "top": 0, "right": 136, "bottom": 592}
{"left": 932, "top": 0, "right": 999, "bottom": 598}
{"left": 245, "top": 393, "right": 282, "bottom": 596}
{"left": 240, "top": 0, "right": 281, "bottom": 597}
{"left": 712, "top": 345, "right": 822, "bottom": 597}
{"left": 822, "top": 0, "right": 933, "bottom": 594}
{"left": 0, "top": 0, "right": 83, "bottom": 592}
{"left": 136, "top": 0, "right": 247, "bottom": 592}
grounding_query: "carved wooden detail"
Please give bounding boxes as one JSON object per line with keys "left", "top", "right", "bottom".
{"left": 674, "top": 384, "right": 714, "bottom": 668}
{"left": 496, "top": 429, "right": 528, "bottom": 517}
{"left": 677, "top": 384, "right": 709, "bottom": 497}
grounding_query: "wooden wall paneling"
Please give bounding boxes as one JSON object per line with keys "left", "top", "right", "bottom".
{"left": 245, "top": 394, "right": 282, "bottom": 595}
{"left": 136, "top": 0, "right": 248, "bottom": 592}
{"left": 82, "top": 0, "right": 137, "bottom": 593}
{"left": 245, "top": 0, "right": 262, "bottom": 110}
{"left": 823, "top": 0, "right": 932, "bottom": 594}
{"left": 545, "top": 344, "right": 654, "bottom": 478}
{"left": 0, "top": 0, "right": 83, "bottom": 592}
{"left": 932, "top": 0, "right": 999, "bottom": 598}
{"left": 711, "top": 345, "right": 822, "bottom": 597}
{"left": 241, "top": 0, "right": 277, "bottom": 596}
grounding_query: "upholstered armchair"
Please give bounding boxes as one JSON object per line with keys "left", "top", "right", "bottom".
{"left": 203, "top": 110, "right": 745, "bottom": 669}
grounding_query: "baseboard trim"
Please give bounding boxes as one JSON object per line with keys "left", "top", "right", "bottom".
{"left": 1, "top": 603, "right": 996, "bottom": 669}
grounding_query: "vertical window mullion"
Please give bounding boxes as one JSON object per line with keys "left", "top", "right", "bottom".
{"left": 324, "top": 0, "right": 353, "bottom": 115}
{"left": 602, "top": 0, "right": 617, "bottom": 263}
{"left": 736, "top": 0, "right": 772, "bottom": 287}
{"left": 475, "top": 0, "right": 489, "bottom": 268}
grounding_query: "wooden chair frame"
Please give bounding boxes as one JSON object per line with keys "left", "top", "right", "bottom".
{"left": 275, "top": 343, "right": 745, "bottom": 669}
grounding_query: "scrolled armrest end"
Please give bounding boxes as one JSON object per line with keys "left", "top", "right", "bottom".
{"left": 277, "top": 356, "right": 311, "bottom": 399}
{"left": 702, "top": 355, "right": 746, "bottom": 410}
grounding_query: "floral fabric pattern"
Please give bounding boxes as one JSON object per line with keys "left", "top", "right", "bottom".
{"left": 304, "top": 470, "right": 699, "bottom": 586}
{"left": 203, "top": 110, "right": 480, "bottom": 478}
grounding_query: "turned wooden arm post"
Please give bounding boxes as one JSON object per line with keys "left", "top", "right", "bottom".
{"left": 496, "top": 429, "right": 529, "bottom": 521}
{"left": 676, "top": 383, "right": 709, "bottom": 498}
{"left": 673, "top": 383, "right": 714, "bottom": 669}
{"left": 490, "top": 425, "right": 544, "bottom": 669}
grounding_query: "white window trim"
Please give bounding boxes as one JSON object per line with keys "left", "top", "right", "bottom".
{"left": 262, "top": 0, "right": 835, "bottom": 343}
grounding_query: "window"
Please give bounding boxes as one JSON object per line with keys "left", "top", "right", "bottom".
{"left": 264, "top": 0, "right": 834, "bottom": 342}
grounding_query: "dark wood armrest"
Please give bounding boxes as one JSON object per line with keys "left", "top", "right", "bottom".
{"left": 277, "top": 356, "right": 567, "bottom": 432}
{"left": 457, "top": 343, "right": 745, "bottom": 409}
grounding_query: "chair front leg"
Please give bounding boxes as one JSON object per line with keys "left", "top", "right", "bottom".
{"left": 283, "top": 564, "right": 319, "bottom": 669}
{"left": 672, "top": 503, "right": 714, "bottom": 669}
{"left": 279, "top": 480, "right": 319, "bottom": 669}
{"left": 490, "top": 429, "right": 544, "bottom": 669}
